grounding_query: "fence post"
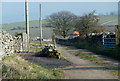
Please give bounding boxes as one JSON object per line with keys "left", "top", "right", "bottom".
{"left": 102, "top": 33, "right": 105, "bottom": 45}
{"left": 115, "top": 25, "right": 120, "bottom": 47}
{"left": 22, "top": 33, "right": 28, "bottom": 52}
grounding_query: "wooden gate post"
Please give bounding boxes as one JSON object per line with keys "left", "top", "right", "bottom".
{"left": 115, "top": 25, "right": 120, "bottom": 47}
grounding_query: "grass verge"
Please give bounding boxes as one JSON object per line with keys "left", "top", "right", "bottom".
{"left": 76, "top": 52, "right": 119, "bottom": 76}
{"left": 57, "top": 38, "right": 120, "bottom": 60}
{"left": 2, "top": 54, "right": 63, "bottom": 79}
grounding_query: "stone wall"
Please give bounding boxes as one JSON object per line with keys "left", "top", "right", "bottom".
{"left": 0, "top": 30, "right": 28, "bottom": 58}
{"left": 1, "top": 30, "right": 15, "bottom": 57}
{"left": 0, "top": 30, "right": 3, "bottom": 58}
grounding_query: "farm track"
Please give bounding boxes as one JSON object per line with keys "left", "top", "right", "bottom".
{"left": 19, "top": 52, "right": 72, "bottom": 69}
{"left": 56, "top": 45, "right": 119, "bottom": 79}
{"left": 19, "top": 44, "right": 119, "bottom": 79}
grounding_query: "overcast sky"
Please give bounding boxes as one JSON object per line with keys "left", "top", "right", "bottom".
{"left": 1, "top": 2, "right": 118, "bottom": 24}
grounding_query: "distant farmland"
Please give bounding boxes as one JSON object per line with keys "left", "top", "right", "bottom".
{"left": 99, "top": 15, "right": 118, "bottom": 31}
{"left": 2, "top": 19, "right": 53, "bottom": 39}
{"left": 2, "top": 19, "right": 48, "bottom": 30}
{"left": 7, "top": 27, "right": 53, "bottom": 39}
{"left": 99, "top": 15, "right": 118, "bottom": 25}
{"left": 1, "top": 15, "right": 118, "bottom": 39}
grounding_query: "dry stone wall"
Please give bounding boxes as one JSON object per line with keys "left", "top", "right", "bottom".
{"left": 2, "top": 31, "right": 14, "bottom": 56}
{"left": 0, "top": 30, "right": 3, "bottom": 58}
{"left": 0, "top": 30, "right": 27, "bottom": 58}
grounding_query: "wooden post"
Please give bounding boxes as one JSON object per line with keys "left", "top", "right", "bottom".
{"left": 52, "top": 33, "right": 56, "bottom": 48}
{"left": 25, "top": 0, "right": 29, "bottom": 52}
{"left": 115, "top": 25, "right": 120, "bottom": 47}
{"left": 39, "top": 4, "right": 42, "bottom": 46}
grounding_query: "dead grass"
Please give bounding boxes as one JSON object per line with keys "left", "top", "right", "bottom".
{"left": 2, "top": 54, "right": 63, "bottom": 79}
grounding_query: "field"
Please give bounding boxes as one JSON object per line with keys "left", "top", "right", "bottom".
{"left": 6, "top": 27, "right": 53, "bottom": 39}
{"left": 2, "top": 19, "right": 48, "bottom": 30}
{"left": 1, "top": 15, "right": 118, "bottom": 39}
{"left": 99, "top": 15, "right": 118, "bottom": 25}
{"left": 99, "top": 15, "right": 118, "bottom": 31}
{"left": 2, "top": 19, "right": 53, "bottom": 39}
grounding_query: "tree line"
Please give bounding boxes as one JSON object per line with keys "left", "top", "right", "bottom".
{"left": 47, "top": 11, "right": 120, "bottom": 47}
{"left": 47, "top": 11, "right": 101, "bottom": 38}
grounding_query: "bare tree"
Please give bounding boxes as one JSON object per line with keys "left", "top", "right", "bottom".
{"left": 47, "top": 11, "right": 77, "bottom": 38}
{"left": 75, "top": 11, "right": 99, "bottom": 38}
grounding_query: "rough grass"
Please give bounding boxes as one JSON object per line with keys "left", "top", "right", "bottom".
{"left": 2, "top": 55, "right": 63, "bottom": 79}
{"left": 29, "top": 41, "right": 42, "bottom": 52}
{"left": 29, "top": 41, "right": 48, "bottom": 52}
{"left": 75, "top": 42, "right": 120, "bottom": 60}
{"left": 76, "top": 52, "right": 119, "bottom": 76}
{"left": 76, "top": 52, "right": 111, "bottom": 66}
{"left": 58, "top": 39, "right": 120, "bottom": 60}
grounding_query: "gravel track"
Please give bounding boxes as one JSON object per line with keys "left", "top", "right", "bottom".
{"left": 19, "top": 45, "right": 119, "bottom": 79}
{"left": 19, "top": 53, "right": 72, "bottom": 68}
{"left": 56, "top": 45, "right": 119, "bottom": 79}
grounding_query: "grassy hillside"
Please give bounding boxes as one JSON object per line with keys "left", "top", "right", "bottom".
{"left": 99, "top": 15, "right": 118, "bottom": 31}
{"left": 2, "top": 19, "right": 48, "bottom": 30}
{"left": 2, "top": 15, "right": 118, "bottom": 30}
{"left": 2, "top": 19, "right": 52, "bottom": 39}
{"left": 1, "top": 15, "right": 118, "bottom": 38}
{"left": 99, "top": 15, "right": 118, "bottom": 25}
{"left": 7, "top": 27, "right": 53, "bottom": 39}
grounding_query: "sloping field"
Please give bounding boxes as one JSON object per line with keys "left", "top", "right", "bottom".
{"left": 99, "top": 15, "right": 118, "bottom": 31}
{"left": 2, "top": 19, "right": 48, "bottom": 30}
{"left": 6, "top": 27, "right": 53, "bottom": 39}
{"left": 1, "top": 15, "right": 118, "bottom": 38}
{"left": 2, "top": 15, "right": 118, "bottom": 30}
{"left": 2, "top": 19, "right": 52, "bottom": 39}
{"left": 99, "top": 15, "right": 118, "bottom": 25}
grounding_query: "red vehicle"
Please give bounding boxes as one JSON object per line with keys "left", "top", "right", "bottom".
{"left": 73, "top": 31, "right": 80, "bottom": 37}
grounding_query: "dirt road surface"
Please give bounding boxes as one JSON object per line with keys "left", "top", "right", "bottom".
{"left": 20, "top": 45, "right": 119, "bottom": 79}
{"left": 56, "top": 45, "right": 119, "bottom": 79}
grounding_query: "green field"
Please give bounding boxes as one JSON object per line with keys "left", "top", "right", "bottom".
{"left": 99, "top": 15, "right": 118, "bottom": 25}
{"left": 1, "top": 19, "right": 53, "bottom": 39}
{"left": 2, "top": 15, "right": 118, "bottom": 28}
{"left": 6, "top": 27, "right": 53, "bottom": 39}
{"left": 99, "top": 15, "right": 118, "bottom": 31}
{"left": 2, "top": 19, "right": 48, "bottom": 30}
{"left": 1, "top": 15, "right": 118, "bottom": 39}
